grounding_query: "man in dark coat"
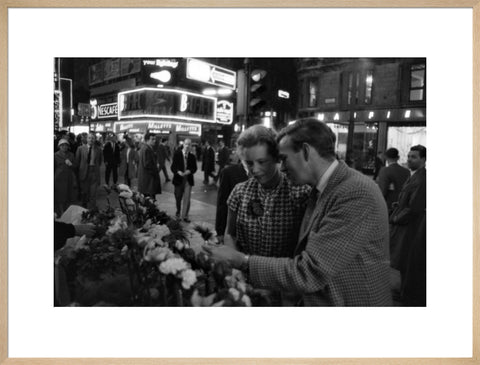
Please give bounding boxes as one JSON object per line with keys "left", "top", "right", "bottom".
{"left": 156, "top": 138, "right": 171, "bottom": 183}
{"left": 377, "top": 147, "right": 410, "bottom": 212}
{"left": 171, "top": 139, "right": 197, "bottom": 222}
{"left": 138, "top": 132, "right": 161, "bottom": 198}
{"left": 389, "top": 145, "right": 426, "bottom": 305}
{"left": 103, "top": 134, "right": 121, "bottom": 185}
{"left": 215, "top": 152, "right": 249, "bottom": 237}
{"left": 202, "top": 140, "right": 216, "bottom": 184}
{"left": 215, "top": 140, "right": 230, "bottom": 183}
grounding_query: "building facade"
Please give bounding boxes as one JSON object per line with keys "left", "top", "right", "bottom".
{"left": 296, "top": 58, "right": 426, "bottom": 172}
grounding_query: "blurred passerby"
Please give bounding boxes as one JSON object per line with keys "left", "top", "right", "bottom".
{"left": 54, "top": 139, "right": 77, "bottom": 216}
{"left": 377, "top": 147, "right": 410, "bottom": 212}
{"left": 171, "top": 139, "right": 197, "bottom": 222}
{"left": 156, "top": 138, "right": 171, "bottom": 183}
{"left": 202, "top": 140, "right": 216, "bottom": 185}
{"left": 120, "top": 137, "right": 139, "bottom": 188}
{"left": 215, "top": 140, "right": 230, "bottom": 183}
{"left": 76, "top": 133, "right": 103, "bottom": 209}
{"left": 138, "top": 133, "right": 161, "bottom": 199}
{"left": 103, "top": 134, "right": 121, "bottom": 185}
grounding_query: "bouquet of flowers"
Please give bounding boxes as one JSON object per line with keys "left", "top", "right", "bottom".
{"left": 61, "top": 184, "right": 257, "bottom": 307}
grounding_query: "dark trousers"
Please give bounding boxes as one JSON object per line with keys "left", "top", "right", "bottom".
{"left": 203, "top": 170, "right": 215, "bottom": 184}
{"left": 124, "top": 166, "right": 131, "bottom": 187}
{"left": 174, "top": 179, "right": 192, "bottom": 217}
{"left": 105, "top": 163, "right": 118, "bottom": 185}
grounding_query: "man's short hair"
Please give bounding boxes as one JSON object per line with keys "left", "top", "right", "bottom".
{"left": 384, "top": 148, "right": 400, "bottom": 160}
{"left": 410, "top": 145, "right": 426, "bottom": 159}
{"left": 237, "top": 125, "right": 279, "bottom": 160}
{"left": 276, "top": 118, "right": 336, "bottom": 160}
{"left": 144, "top": 132, "right": 155, "bottom": 141}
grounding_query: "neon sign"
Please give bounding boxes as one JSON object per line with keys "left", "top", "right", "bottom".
{"left": 114, "top": 120, "right": 202, "bottom": 136}
{"left": 216, "top": 100, "right": 234, "bottom": 125}
{"left": 118, "top": 87, "right": 217, "bottom": 123}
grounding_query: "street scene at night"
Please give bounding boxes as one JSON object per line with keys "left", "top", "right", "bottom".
{"left": 54, "top": 57, "right": 426, "bottom": 307}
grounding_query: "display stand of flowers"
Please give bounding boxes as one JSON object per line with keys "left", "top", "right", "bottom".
{"left": 57, "top": 184, "right": 257, "bottom": 307}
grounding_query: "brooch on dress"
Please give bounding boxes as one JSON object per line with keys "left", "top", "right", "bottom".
{"left": 247, "top": 199, "right": 264, "bottom": 217}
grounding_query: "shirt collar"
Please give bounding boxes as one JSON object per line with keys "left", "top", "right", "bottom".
{"left": 316, "top": 159, "right": 339, "bottom": 195}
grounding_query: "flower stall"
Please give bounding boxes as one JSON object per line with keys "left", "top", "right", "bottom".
{"left": 54, "top": 184, "right": 270, "bottom": 307}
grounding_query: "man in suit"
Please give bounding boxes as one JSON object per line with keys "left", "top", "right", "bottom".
{"left": 215, "top": 146, "right": 249, "bottom": 237}
{"left": 205, "top": 119, "right": 392, "bottom": 306}
{"left": 75, "top": 133, "right": 103, "bottom": 209}
{"left": 202, "top": 140, "right": 216, "bottom": 185}
{"left": 389, "top": 145, "right": 426, "bottom": 306}
{"left": 171, "top": 138, "right": 198, "bottom": 222}
{"left": 377, "top": 147, "right": 410, "bottom": 212}
{"left": 103, "top": 134, "right": 121, "bottom": 185}
{"left": 138, "top": 132, "right": 162, "bottom": 199}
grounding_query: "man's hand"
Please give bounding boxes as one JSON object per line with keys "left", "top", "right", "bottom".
{"left": 203, "top": 244, "right": 244, "bottom": 269}
{"left": 177, "top": 171, "right": 184, "bottom": 177}
{"left": 74, "top": 224, "right": 96, "bottom": 238}
{"left": 184, "top": 169, "right": 191, "bottom": 176}
{"left": 223, "top": 235, "right": 238, "bottom": 250}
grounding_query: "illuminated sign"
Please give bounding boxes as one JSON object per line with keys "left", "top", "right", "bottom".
{"left": 118, "top": 88, "right": 217, "bottom": 123}
{"left": 142, "top": 59, "right": 179, "bottom": 68}
{"left": 216, "top": 100, "right": 234, "bottom": 125}
{"left": 114, "top": 121, "right": 201, "bottom": 136}
{"left": 186, "top": 58, "right": 236, "bottom": 90}
{"left": 91, "top": 122, "right": 114, "bottom": 132}
{"left": 54, "top": 90, "right": 62, "bottom": 130}
{"left": 278, "top": 90, "right": 290, "bottom": 99}
{"left": 98, "top": 103, "right": 118, "bottom": 119}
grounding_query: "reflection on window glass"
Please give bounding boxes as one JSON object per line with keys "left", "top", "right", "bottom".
{"left": 309, "top": 79, "right": 317, "bottom": 107}
{"left": 409, "top": 64, "right": 425, "bottom": 101}
{"left": 352, "top": 123, "right": 378, "bottom": 173}
{"left": 387, "top": 126, "right": 427, "bottom": 165}
{"left": 365, "top": 71, "right": 373, "bottom": 104}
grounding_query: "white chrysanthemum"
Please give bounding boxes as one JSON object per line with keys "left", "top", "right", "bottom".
{"left": 144, "top": 246, "right": 173, "bottom": 263}
{"left": 119, "top": 190, "right": 133, "bottom": 199}
{"left": 117, "top": 184, "right": 130, "bottom": 191}
{"left": 187, "top": 230, "right": 206, "bottom": 252}
{"left": 106, "top": 217, "right": 128, "bottom": 234}
{"left": 175, "top": 240, "right": 185, "bottom": 251}
{"left": 159, "top": 258, "right": 188, "bottom": 275}
{"left": 181, "top": 269, "right": 197, "bottom": 290}
{"left": 148, "top": 224, "right": 170, "bottom": 239}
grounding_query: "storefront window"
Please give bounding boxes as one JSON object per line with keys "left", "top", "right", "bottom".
{"left": 387, "top": 125, "right": 426, "bottom": 165}
{"left": 326, "top": 123, "right": 348, "bottom": 160}
{"left": 409, "top": 64, "right": 426, "bottom": 101}
{"left": 351, "top": 123, "right": 378, "bottom": 174}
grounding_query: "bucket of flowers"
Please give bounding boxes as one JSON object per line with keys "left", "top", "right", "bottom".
{"left": 59, "top": 184, "right": 257, "bottom": 307}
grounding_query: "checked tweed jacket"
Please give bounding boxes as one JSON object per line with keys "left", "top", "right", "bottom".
{"left": 249, "top": 161, "right": 393, "bottom": 306}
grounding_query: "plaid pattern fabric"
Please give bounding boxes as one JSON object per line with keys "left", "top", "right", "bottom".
{"left": 249, "top": 161, "right": 393, "bottom": 306}
{"left": 227, "top": 174, "right": 311, "bottom": 257}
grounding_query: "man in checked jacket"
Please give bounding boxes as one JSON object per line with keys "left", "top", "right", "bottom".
{"left": 205, "top": 118, "right": 392, "bottom": 306}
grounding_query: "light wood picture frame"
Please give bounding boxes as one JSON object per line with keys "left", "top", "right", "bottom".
{"left": 1, "top": 1, "right": 479, "bottom": 364}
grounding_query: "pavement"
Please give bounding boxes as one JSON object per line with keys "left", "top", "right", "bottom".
{"left": 94, "top": 160, "right": 220, "bottom": 228}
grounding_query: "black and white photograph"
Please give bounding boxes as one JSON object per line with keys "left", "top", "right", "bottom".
{"left": 53, "top": 57, "right": 427, "bottom": 307}
{"left": 5, "top": 5, "right": 475, "bottom": 361}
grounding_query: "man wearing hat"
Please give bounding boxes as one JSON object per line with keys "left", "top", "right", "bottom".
{"left": 75, "top": 133, "right": 103, "bottom": 209}
{"left": 377, "top": 147, "right": 410, "bottom": 212}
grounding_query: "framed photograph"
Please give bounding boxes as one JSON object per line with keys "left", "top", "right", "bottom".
{"left": 1, "top": 1, "right": 478, "bottom": 364}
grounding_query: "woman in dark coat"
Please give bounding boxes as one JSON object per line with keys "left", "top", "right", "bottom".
{"left": 54, "top": 139, "right": 77, "bottom": 216}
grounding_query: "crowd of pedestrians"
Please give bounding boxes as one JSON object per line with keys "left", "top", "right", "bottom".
{"left": 54, "top": 120, "right": 426, "bottom": 307}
